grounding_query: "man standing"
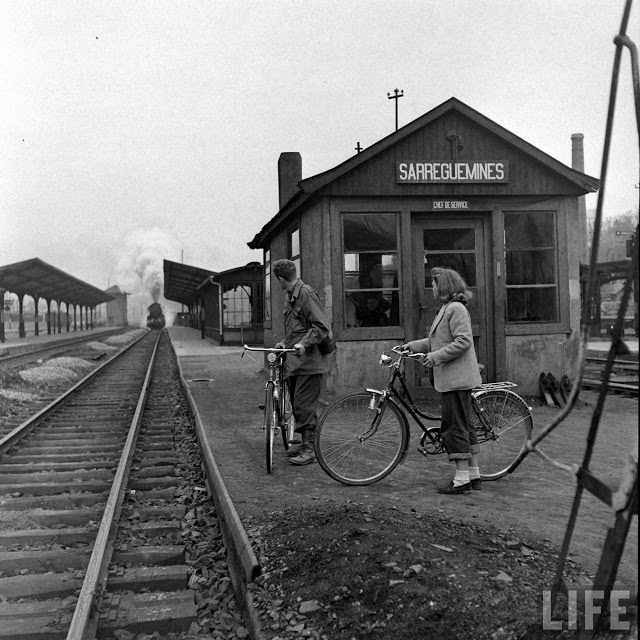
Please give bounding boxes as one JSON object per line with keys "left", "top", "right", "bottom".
{"left": 273, "top": 259, "right": 331, "bottom": 466}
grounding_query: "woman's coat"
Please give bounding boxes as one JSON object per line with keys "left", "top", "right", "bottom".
{"left": 410, "top": 300, "right": 482, "bottom": 393}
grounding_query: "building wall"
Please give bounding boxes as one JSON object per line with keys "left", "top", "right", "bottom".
{"left": 263, "top": 193, "right": 584, "bottom": 397}
{"left": 506, "top": 334, "right": 580, "bottom": 394}
{"left": 106, "top": 295, "right": 127, "bottom": 326}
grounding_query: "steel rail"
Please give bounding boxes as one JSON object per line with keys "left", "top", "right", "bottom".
{"left": 0, "top": 329, "right": 150, "bottom": 456}
{"left": 173, "top": 342, "right": 264, "bottom": 639}
{"left": 65, "top": 331, "right": 161, "bottom": 640}
{"left": 0, "top": 328, "right": 124, "bottom": 363}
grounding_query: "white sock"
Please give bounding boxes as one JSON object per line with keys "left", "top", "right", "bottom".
{"left": 453, "top": 470, "right": 470, "bottom": 487}
{"left": 468, "top": 466, "right": 480, "bottom": 480}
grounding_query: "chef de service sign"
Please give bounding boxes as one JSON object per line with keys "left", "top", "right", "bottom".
{"left": 397, "top": 161, "right": 509, "bottom": 183}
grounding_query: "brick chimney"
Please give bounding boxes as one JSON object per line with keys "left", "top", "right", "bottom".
{"left": 278, "top": 152, "right": 302, "bottom": 209}
{"left": 571, "top": 133, "right": 589, "bottom": 264}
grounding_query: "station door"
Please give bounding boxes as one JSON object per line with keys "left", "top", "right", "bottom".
{"left": 411, "top": 215, "right": 493, "bottom": 397}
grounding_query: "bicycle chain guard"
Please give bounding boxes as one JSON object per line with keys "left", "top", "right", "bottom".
{"left": 418, "top": 430, "right": 444, "bottom": 455}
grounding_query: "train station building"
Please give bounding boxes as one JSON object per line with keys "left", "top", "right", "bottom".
{"left": 163, "top": 259, "right": 264, "bottom": 345}
{"left": 248, "top": 97, "right": 599, "bottom": 396}
{"left": 0, "top": 258, "right": 114, "bottom": 343}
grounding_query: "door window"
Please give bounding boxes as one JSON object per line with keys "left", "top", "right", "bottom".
{"left": 423, "top": 226, "right": 479, "bottom": 320}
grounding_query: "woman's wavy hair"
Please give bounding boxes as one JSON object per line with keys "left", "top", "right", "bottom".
{"left": 431, "top": 267, "right": 473, "bottom": 305}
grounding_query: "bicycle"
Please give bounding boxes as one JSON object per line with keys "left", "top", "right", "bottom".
{"left": 243, "top": 345, "right": 297, "bottom": 473}
{"left": 314, "top": 345, "right": 534, "bottom": 486}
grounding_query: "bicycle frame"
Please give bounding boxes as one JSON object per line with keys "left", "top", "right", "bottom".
{"left": 314, "top": 344, "right": 533, "bottom": 485}
{"left": 363, "top": 350, "right": 442, "bottom": 460}
{"left": 364, "top": 347, "right": 524, "bottom": 459}
{"left": 244, "top": 345, "right": 294, "bottom": 420}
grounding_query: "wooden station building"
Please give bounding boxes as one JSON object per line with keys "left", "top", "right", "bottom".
{"left": 248, "top": 97, "right": 599, "bottom": 397}
{"left": 163, "top": 259, "right": 264, "bottom": 346}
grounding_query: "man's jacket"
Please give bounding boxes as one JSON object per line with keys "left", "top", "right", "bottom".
{"left": 283, "top": 280, "right": 331, "bottom": 376}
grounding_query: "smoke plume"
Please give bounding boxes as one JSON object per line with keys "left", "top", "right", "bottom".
{"left": 114, "top": 228, "right": 181, "bottom": 325}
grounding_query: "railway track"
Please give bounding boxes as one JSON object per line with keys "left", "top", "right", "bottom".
{"left": 582, "top": 354, "right": 639, "bottom": 396}
{"left": 0, "top": 328, "right": 126, "bottom": 366}
{"left": 0, "top": 330, "right": 243, "bottom": 639}
{"left": 0, "top": 330, "right": 138, "bottom": 441}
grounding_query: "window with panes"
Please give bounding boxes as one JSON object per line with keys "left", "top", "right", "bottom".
{"left": 264, "top": 249, "right": 271, "bottom": 328}
{"left": 342, "top": 213, "right": 400, "bottom": 328}
{"left": 504, "top": 211, "right": 558, "bottom": 322}
{"left": 222, "top": 283, "right": 253, "bottom": 328}
{"left": 288, "top": 226, "right": 301, "bottom": 278}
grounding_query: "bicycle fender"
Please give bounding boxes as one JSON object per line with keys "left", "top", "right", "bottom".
{"left": 363, "top": 389, "right": 411, "bottom": 462}
{"left": 385, "top": 395, "right": 411, "bottom": 464}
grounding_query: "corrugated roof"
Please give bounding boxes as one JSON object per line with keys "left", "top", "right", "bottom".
{"left": 0, "top": 258, "right": 113, "bottom": 306}
{"left": 163, "top": 259, "right": 218, "bottom": 306}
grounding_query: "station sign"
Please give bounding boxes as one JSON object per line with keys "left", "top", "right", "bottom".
{"left": 397, "top": 161, "right": 509, "bottom": 183}
{"left": 432, "top": 200, "right": 470, "bottom": 210}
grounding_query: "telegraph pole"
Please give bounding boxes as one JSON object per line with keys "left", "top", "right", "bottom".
{"left": 387, "top": 88, "right": 404, "bottom": 131}
{"left": 355, "top": 142, "right": 363, "bottom": 154}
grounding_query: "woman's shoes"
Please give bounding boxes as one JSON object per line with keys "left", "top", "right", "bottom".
{"left": 437, "top": 481, "right": 471, "bottom": 494}
{"left": 437, "top": 478, "right": 482, "bottom": 493}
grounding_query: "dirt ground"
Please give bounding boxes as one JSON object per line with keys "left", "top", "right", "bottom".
{"left": 3, "top": 329, "right": 637, "bottom": 639}
{"left": 176, "top": 339, "right": 638, "bottom": 640}
{"left": 246, "top": 501, "right": 636, "bottom": 639}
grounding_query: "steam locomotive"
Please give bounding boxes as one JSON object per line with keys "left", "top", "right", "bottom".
{"left": 146, "top": 302, "right": 166, "bottom": 329}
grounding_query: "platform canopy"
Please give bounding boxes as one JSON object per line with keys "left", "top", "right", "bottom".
{"left": 0, "top": 258, "right": 113, "bottom": 306}
{"left": 163, "top": 259, "right": 218, "bottom": 306}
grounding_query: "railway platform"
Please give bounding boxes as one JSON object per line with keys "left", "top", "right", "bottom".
{"left": 166, "top": 326, "right": 638, "bottom": 589}
{"left": 0, "top": 326, "right": 127, "bottom": 358}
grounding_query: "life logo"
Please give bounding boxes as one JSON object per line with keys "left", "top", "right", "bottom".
{"left": 542, "top": 588, "right": 636, "bottom": 631}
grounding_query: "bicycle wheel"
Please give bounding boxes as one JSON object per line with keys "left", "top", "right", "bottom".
{"left": 315, "top": 392, "right": 409, "bottom": 486}
{"left": 471, "top": 389, "right": 533, "bottom": 480}
{"left": 264, "top": 387, "right": 277, "bottom": 473}
{"left": 280, "top": 379, "right": 295, "bottom": 450}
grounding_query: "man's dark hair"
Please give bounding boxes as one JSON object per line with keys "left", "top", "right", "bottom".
{"left": 273, "top": 259, "right": 297, "bottom": 282}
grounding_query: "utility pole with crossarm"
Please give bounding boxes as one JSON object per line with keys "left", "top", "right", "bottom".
{"left": 387, "top": 88, "right": 404, "bottom": 131}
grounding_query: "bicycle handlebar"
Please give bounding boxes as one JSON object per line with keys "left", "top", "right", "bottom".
{"left": 243, "top": 344, "right": 297, "bottom": 353}
{"left": 391, "top": 345, "right": 425, "bottom": 359}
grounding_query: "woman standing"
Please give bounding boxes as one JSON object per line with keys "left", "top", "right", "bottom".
{"left": 403, "top": 267, "right": 482, "bottom": 494}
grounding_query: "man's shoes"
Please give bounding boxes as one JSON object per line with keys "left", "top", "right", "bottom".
{"left": 470, "top": 478, "right": 482, "bottom": 490}
{"left": 289, "top": 444, "right": 316, "bottom": 466}
{"left": 437, "top": 481, "right": 471, "bottom": 494}
{"left": 286, "top": 442, "right": 306, "bottom": 457}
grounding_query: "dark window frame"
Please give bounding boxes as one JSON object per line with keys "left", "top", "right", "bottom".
{"left": 340, "top": 211, "right": 402, "bottom": 339}
{"left": 287, "top": 223, "right": 301, "bottom": 279}
{"left": 504, "top": 210, "right": 560, "bottom": 325}
{"left": 263, "top": 248, "right": 271, "bottom": 329}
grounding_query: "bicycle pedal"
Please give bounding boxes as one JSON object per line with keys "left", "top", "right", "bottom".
{"left": 417, "top": 446, "right": 428, "bottom": 457}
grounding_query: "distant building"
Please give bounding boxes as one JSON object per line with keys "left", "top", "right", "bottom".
{"left": 198, "top": 262, "right": 264, "bottom": 345}
{"left": 104, "top": 285, "right": 128, "bottom": 326}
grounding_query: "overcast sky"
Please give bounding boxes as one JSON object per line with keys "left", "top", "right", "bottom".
{"left": 1, "top": 1, "right": 638, "bottom": 302}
